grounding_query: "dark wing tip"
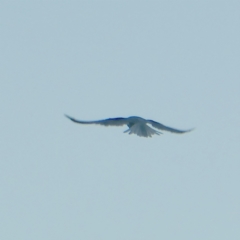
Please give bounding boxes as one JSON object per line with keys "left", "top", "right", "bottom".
{"left": 64, "top": 114, "right": 76, "bottom": 122}
{"left": 179, "top": 128, "right": 195, "bottom": 133}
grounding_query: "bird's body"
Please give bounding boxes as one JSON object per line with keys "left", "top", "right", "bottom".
{"left": 65, "top": 115, "right": 193, "bottom": 138}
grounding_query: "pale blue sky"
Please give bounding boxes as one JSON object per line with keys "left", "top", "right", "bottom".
{"left": 1, "top": 1, "right": 240, "bottom": 240}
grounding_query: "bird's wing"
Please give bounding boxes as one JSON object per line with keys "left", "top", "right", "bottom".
{"left": 147, "top": 120, "right": 193, "bottom": 134}
{"left": 65, "top": 114, "right": 128, "bottom": 127}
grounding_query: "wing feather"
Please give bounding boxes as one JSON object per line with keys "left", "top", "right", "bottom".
{"left": 147, "top": 120, "right": 193, "bottom": 134}
{"left": 65, "top": 114, "right": 128, "bottom": 127}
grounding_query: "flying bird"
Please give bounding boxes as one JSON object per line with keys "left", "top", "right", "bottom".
{"left": 65, "top": 114, "right": 193, "bottom": 138}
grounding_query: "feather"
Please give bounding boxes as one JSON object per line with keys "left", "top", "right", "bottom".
{"left": 65, "top": 114, "right": 193, "bottom": 138}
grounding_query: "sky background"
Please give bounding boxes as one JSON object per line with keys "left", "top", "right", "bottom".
{"left": 1, "top": 1, "right": 240, "bottom": 240}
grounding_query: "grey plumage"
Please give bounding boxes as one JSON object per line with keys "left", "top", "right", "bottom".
{"left": 65, "top": 114, "right": 193, "bottom": 138}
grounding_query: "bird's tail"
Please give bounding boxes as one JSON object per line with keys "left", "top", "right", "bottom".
{"left": 124, "top": 123, "right": 162, "bottom": 137}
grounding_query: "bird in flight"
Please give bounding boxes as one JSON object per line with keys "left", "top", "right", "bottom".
{"left": 65, "top": 114, "right": 193, "bottom": 138}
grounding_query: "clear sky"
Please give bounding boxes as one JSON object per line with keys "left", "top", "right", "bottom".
{"left": 1, "top": 1, "right": 240, "bottom": 240}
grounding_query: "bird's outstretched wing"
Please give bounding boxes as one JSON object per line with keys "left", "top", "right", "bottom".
{"left": 147, "top": 120, "right": 193, "bottom": 134}
{"left": 65, "top": 114, "right": 128, "bottom": 127}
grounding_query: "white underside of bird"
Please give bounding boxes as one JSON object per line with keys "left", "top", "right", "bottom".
{"left": 65, "top": 115, "right": 193, "bottom": 138}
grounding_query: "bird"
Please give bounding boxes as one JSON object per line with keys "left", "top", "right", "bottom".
{"left": 65, "top": 114, "right": 193, "bottom": 138}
